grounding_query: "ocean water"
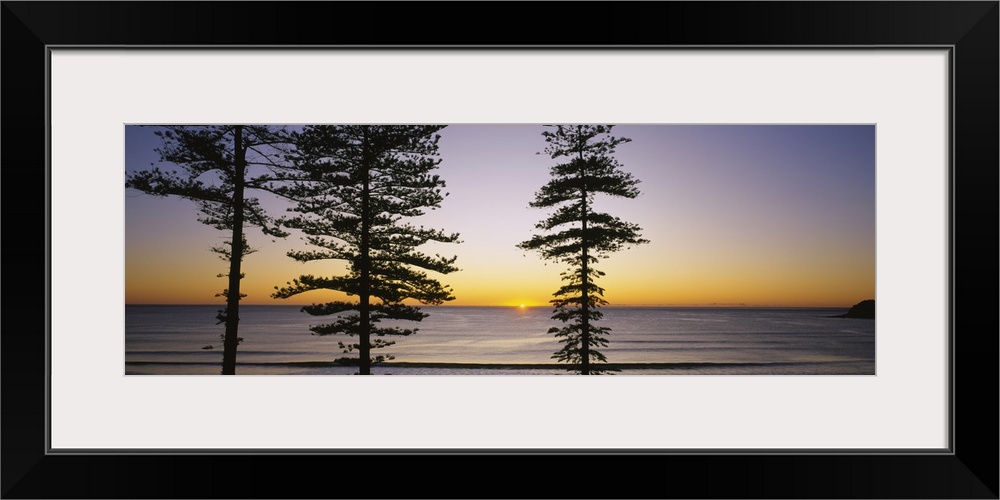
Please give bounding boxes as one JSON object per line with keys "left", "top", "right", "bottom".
{"left": 124, "top": 305, "right": 875, "bottom": 375}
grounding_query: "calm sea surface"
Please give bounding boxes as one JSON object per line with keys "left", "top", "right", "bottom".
{"left": 124, "top": 305, "right": 875, "bottom": 375}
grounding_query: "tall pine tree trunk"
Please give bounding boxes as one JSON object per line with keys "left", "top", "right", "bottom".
{"left": 222, "top": 125, "right": 246, "bottom": 375}
{"left": 358, "top": 129, "right": 372, "bottom": 375}
{"left": 578, "top": 141, "right": 590, "bottom": 375}
{"left": 580, "top": 201, "right": 590, "bottom": 375}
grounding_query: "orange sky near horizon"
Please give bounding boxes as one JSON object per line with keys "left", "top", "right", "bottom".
{"left": 124, "top": 217, "right": 875, "bottom": 308}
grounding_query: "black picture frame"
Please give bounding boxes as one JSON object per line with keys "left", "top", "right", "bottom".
{"left": 3, "top": 2, "right": 996, "bottom": 498}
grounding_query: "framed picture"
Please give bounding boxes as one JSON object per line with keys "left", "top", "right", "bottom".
{"left": 4, "top": 2, "right": 996, "bottom": 498}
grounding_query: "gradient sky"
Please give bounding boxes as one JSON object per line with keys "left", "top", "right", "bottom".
{"left": 124, "top": 125, "right": 875, "bottom": 307}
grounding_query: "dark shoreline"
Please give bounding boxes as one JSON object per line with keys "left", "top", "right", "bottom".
{"left": 126, "top": 360, "right": 829, "bottom": 370}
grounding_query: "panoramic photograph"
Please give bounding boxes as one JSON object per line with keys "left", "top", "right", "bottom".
{"left": 124, "top": 124, "right": 876, "bottom": 375}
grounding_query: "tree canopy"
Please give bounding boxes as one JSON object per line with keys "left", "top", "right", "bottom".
{"left": 273, "top": 125, "right": 460, "bottom": 375}
{"left": 126, "top": 125, "right": 291, "bottom": 374}
{"left": 518, "top": 125, "right": 648, "bottom": 374}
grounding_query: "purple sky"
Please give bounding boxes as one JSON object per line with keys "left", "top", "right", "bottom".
{"left": 125, "top": 124, "right": 875, "bottom": 307}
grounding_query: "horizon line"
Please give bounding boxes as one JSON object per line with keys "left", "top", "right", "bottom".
{"left": 124, "top": 303, "right": 863, "bottom": 309}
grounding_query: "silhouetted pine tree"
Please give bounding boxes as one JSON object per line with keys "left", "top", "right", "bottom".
{"left": 126, "top": 125, "right": 291, "bottom": 375}
{"left": 518, "top": 125, "right": 648, "bottom": 374}
{"left": 273, "top": 125, "right": 459, "bottom": 375}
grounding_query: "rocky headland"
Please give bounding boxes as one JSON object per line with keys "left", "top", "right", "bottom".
{"left": 834, "top": 299, "right": 875, "bottom": 319}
